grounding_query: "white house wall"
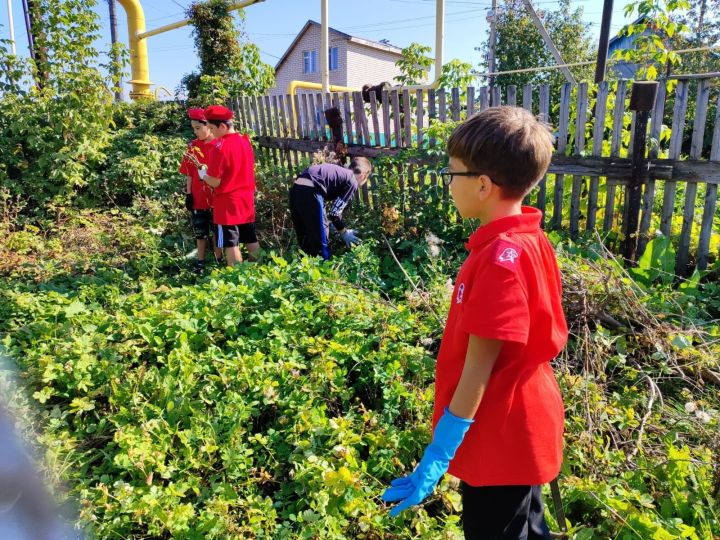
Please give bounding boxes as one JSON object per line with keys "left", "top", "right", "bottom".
{"left": 271, "top": 26, "right": 350, "bottom": 96}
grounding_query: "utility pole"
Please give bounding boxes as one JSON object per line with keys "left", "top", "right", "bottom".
{"left": 521, "top": 0, "right": 576, "bottom": 84}
{"left": 6, "top": 0, "right": 16, "bottom": 55}
{"left": 487, "top": 0, "right": 497, "bottom": 104}
{"left": 594, "top": 0, "right": 614, "bottom": 82}
{"left": 108, "top": 0, "right": 122, "bottom": 101}
{"left": 320, "top": 0, "right": 329, "bottom": 93}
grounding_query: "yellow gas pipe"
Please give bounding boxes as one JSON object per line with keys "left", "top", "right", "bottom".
{"left": 115, "top": 0, "right": 265, "bottom": 101}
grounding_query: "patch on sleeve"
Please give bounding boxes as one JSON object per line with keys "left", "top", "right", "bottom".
{"left": 493, "top": 240, "right": 522, "bottom": 270}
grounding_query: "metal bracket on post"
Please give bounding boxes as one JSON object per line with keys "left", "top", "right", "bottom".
{"left": 623, "top": 81, "right": 659, "bottom": 264}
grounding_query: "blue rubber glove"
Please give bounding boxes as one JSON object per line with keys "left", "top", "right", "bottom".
{"left": 382, "top": 407, "right": 473, "bottom": 516}
{"left": 340, "top": 229, "right": 361, "bottom": 247}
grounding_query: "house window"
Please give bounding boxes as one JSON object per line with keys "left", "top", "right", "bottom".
{"left": 329, "top": 47, "right": 339, "bottom": 71}
{"left": 303, "top": 50, "right": 318, "bottom": 73}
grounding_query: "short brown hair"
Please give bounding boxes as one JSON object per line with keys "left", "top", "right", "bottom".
{"left": 447, "top": 106, "right": 554, "bottom": 199}
{"left": 350, "top": 156, "right": 372, "bottom": 177}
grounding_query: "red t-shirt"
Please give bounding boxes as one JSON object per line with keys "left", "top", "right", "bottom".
{"left": 179, "top": 138, "right": 215, "bottom": 210}
{"left": 206, "top": 132, "right": 256, "bottom": 226}
{"left": 433, "top": 207, "right": 568, "bottom": 487}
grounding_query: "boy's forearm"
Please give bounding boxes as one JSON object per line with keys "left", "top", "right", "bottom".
{"left": 204, "top": 175, "right": 221, "bottom": 188}
{"left": 448, "top": 335, "right": 502, "bottom": 419}
{"left": 186, "top": 176, "right": 192, "bottom": 194}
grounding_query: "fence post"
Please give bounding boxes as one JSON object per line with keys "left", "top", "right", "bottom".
{"left": 623, "top": 81, "right": 658, "bottom": 264}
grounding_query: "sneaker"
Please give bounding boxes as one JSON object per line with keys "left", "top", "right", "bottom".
{"left": 193, "top": 260, "right": 206, "bottom": 274}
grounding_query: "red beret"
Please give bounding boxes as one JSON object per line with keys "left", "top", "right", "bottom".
{"left": 204, "top": 105, "right": 234, "bottom": 122}
{"left": 187, "top": 108, "right": 206, "bottom": 121}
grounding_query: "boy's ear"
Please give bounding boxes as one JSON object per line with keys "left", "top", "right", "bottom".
{"left": 477, "top": 175, "right": 493, "bottom": 198}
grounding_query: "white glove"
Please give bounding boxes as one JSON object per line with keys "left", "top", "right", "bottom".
{"left": 340, "top": 229, "right": 360, "bottom": 247}
{"left": 198, "top": 166, "right": 208, "bottom": 180}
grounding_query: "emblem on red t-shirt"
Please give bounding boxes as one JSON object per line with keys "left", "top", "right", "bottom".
{"left": 456, "top": 283, "right": 465, "bottom": 304}
{"left": 498, "top": 247, "right": 519, "bottom": 263}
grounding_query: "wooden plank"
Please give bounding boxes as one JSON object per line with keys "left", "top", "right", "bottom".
{"left": 356, "top": 91, "right": 372, "bottom": 147}
{"left": 300, "top": 93, "right": 311, "bottom": 138}
{"left": 402, "top": 89, "right": 412, "bottom": 147}
{"left": 479, "top": 86, "right": 489, "bottom": 110}
{"left": 438, "top": 89, "right": 447, "bottom": 122}
{"left": 638, "top": 82, "right": 667, "bottom": 255}
{"left": 537, "top": 85, "right": 550, "bottom": 226}
{"left": 343, "top": 92, "right": 354, "bottom": 145}
{"left": 271, "top": 95, "right": 282, "bottom": 137}
{"left": 587, "top": 81, "right": 609, "bottom": 232}
{"left": 605, "top": 80, "right": 628, "bottom": 231}
{"left": 352, "top": 92, "right": 364, "bottom": 145}
{"left": 369, "top": 91, "right": 381, "bottom": 146}
{"left": 282, "top": 95, "right": 293, "bottom": 138}
{"left": 332, "top": 92, "right": 340, "bottom": 109}
{"left": 264, "top": 95, "right": 276, "bottom": 137}
{"left": 451, "top": 87, "right": 461, "bottom": 121}
{"left": 610, "top": 80, "right": 628, "bottom": 157}
{"left": 660, "top": 79, "right": 690, "bottom": 237}
{"left": 523, "top": 84, "right": 532, "bottom": 111}
{"left": 539, "top": 85, "right": 550, "bottom": 122}
{"left": 467, "top": 86, "right": 476, "bottom": 117}
{"left": 698, "top": 94, "right": 720, "bottom": 269}
{"left": 292, "top": 93, "right": 302, "bottom": 138}
{"left": 391, "top": 90, "right": 402, "bottom": 148}
{"left": 676, "top": 79, "right": 710, "bottom": 274}
{"left": 507, "top": 85, "right": 517, "bottom": 106}
{"left": 416, "top": 89, "right": 425, "bottom": 149}
{"left": 569, "top": 82, "right": 589, "bottom": 238}
{"left": 428, "top": 89, "right": 437, "bottom": 148}
{"left": 553, "top": 83, "right": 572, "bottom": 229}
{"left": 492, "top": 86, "right": 502, "bottom": 106}
{"left": 382, "top": 90, "right": 391, "bottom": 148}
{"left": 256, "top": 96, "right": 268, "bottom": 136}
{"left": 276, "top": 95, "right": 290, "bottom": 170}
{"left": 310, "top": 93, "right": 322, "bottom": 140}
{"left": 316, "top": 93, "right": 327, "bottom": 140}
{"left": 235, "top": 97, "right": 246, "bottom": 130}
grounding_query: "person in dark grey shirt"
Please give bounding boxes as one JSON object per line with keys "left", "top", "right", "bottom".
{"left": 289, "top": 157, "right": 372, "bottom": 259}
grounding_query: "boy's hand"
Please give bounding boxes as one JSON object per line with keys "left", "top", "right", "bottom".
{"left": 185, "top": 194, "right": 194, "bottom": 211}
{"left": 340, "top": 229, "right": 360, "bottom": 247}
{"left": 198, "top": 167, "right": 208, "bottom": 181}
{"left": 381, "top": 408, "right": 472, "bottom": 517}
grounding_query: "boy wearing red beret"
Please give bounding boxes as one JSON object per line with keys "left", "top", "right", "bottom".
{"left": 179, "top": 108, "right": 222, "bottom": 272}
{"left": 200, "top": 105, "right": 260, "bottom": 265}
{"left": 382, "top": 107, "right": 568, "bottom": 539}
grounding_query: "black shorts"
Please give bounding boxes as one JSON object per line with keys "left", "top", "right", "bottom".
{"left": 215, "top": 222, "right": 257, "bottom": 248}
{"left": 191, "top": 209, "right": 213, "bottom": 240}
{"left": 461, "top": 483, "right": 552, "bottom": 539}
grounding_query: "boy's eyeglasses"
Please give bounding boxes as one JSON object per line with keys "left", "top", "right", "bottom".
{"left": 439, "top": 167, "right": 481, "bottom": 186}
{"left": 439, "top": 167, "right": 503, "bottom": 187}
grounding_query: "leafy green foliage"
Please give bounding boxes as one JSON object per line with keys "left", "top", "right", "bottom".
{"left": 183, "top": 0, "right": 274, "bottom": 101}
{"left": 477, "top": 0, "right": 595, "bottom": 91}
{"left": 394, "top": 43, "right": 433, "bottom": 86}
{"left": 612, "top": 0, "right": 690, "bottom": 79}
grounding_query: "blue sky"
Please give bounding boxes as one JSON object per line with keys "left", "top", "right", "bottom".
{"left": 1, "top": 0, "right": 635, "bottom": 98}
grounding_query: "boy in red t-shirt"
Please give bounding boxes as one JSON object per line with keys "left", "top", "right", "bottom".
{"left": 179, "top": 108, "right": 222, "bottom": 272}
{"left": 199, "top": 105, "right": 260, "bottom": 265}
{"left": 382, "top": 106, "right": 568, "bottom": 539}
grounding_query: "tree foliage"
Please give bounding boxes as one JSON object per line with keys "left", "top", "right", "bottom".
{"left": 0, "top": 0, "right": 116, "bottom": 213}
{"left": 477, "top": 0, "right": 595, "bottom": 90}
{"left": 183, "top": 0, "right": 275, "bottom": 101}
{"left": 394, "top": 43, "right": 433, "bottom": 86}
{"left": 612, "top": 0, "right": 690, "bottom": 79}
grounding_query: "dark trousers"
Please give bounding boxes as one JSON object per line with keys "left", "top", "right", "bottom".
{"left": 289, "top": 184, "right": 330, "bottom": 260}
{"left": 461, "top": 483, "right": 552, "bottom": 540}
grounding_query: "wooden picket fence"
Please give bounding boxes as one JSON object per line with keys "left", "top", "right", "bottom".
{"left": 230, "top": 75, "right": 720, "bottom": 275}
